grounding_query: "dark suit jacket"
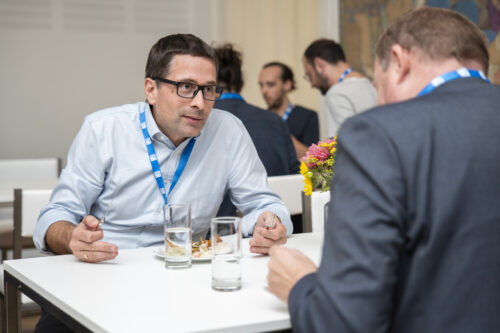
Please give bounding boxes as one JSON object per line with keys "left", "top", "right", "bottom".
{"left": 289, "top": 77, "right": 500, "bottom": 332}
{"left": 214, "top": 98, "right": 299, "bottom": 216}
{"left": 287, "top": 105, "right": 319, "bottom": 146}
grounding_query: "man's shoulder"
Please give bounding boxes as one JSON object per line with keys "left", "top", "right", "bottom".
{"left": 330, "top": 77, "right": 376, "bottom": 95}
{"left": 344, "top": 78, "right": 500, "bottom": 133}
{"left": 292, "top": 105, "right": 317, "bottom": 117}
{"left": 215, "top": 100, "right": 283, "bottom": 123}
{"left": 84, "top": 102, "right": 142, "bottom": 125}
{"left": 208, "top": 108, "right": 246, "bottom": 127}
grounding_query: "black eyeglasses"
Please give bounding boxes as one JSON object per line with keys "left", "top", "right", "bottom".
{"left": 155, "top": 78, "right": 223, "bottom": 101}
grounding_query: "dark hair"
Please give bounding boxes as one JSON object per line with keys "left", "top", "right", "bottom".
{"left": 262, "top": 62, "right": 296, "bottom": 91}
{"left": 213, "top": 43, "right": 244, "bottom": 93}
{"left": 375, "top": 6, "right": 489, "bottom": 74}
{"left": 145, "top": 33, "right": 217, "bottom": 79}
{"left": 303, "top": 39, "right": 346, "bottom": 65}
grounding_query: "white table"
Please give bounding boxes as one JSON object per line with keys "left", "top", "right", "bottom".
{"left": 4, "top": 232, "right": 324, "bottom": 332}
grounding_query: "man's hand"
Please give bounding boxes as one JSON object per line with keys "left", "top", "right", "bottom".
{"left": 68, "top": 216, "right": 118, "bottom": 262}
{"left": 267, "top": 246, "right": 318, "bottom": 303}
{"left": 249, "top": 211, "right": 287, "bottom": 254}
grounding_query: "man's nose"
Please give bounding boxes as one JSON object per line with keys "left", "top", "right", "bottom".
{"left": 190, "top": 90, "right": 206, "bottom": 109}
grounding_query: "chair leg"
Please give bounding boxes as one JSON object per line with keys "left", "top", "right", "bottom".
{"left": 0, "top": 249, "right": 6, "bottom": 263}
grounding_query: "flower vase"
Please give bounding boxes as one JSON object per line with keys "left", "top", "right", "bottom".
{"left": 301, "top": 190, "right": 330, "bottom": 232}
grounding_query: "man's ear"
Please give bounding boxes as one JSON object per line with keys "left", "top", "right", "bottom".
{"left": 144, "top": 78, "right": 158, "bottom": 105}
{"left": 390, "top": 44, "right": 410, "bottom": 85}
{"left": 313, "top": 57, "right": 328, "bottom": 74}
{"left": 283, "top": 79, "right": 292, "bottom": 92}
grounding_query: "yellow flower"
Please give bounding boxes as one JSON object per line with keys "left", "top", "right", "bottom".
{"left": 300, "top": 162, "right": 309, "bottom": 175}
{"left": 303, "top": 176, "right": 313, "bottom": 196}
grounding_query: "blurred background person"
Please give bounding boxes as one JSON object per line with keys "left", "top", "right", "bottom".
{"left": 303, "top": 39, "right": 377, "bottom": 138}
{"left": 259, "top": 62, "right": 319, "bottom": 159}
{"left": 214, "top": 44, "right": 301, "bottom": 231}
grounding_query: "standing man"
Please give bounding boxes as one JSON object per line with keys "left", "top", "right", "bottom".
{"left": 268, "top": 7, "right": 500, "bottom": 332}
{"left": 259, "top": 62, "right": 319, "bottom": 159}
{"left": 303, "top": 39, "right": 377, "bottom": 138}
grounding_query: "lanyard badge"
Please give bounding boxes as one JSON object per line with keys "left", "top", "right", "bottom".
{"left": 139, "top": 106, "right": 196, "bottom": 205}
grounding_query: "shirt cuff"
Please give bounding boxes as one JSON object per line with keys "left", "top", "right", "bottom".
{"left": 34, "top": 209, "right": 79, "bottom": 253}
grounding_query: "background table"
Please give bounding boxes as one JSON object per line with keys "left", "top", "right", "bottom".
{"left": 4, "top": 232, "right": 324, "bottom": 332}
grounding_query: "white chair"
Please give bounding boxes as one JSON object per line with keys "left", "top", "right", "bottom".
{"left": 0, "top": 158, "right": 61, "bottom": 185}
{"left": 267, "top": 174, "right": 304, "bottom": 216}
{"left": 0, "top": 188, "right": 52, "bottom": 330}
{"left": 0, "top": 158, "right": 60, "bottom": 261}
{"left": 302, "top": 191, "right": 330, "bottom": 232}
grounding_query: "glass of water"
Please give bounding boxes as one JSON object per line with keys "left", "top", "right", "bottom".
{"left": 211, "top": 217, "right": 242, "bottom": 291}
{"left": 164, "top": 204, "right": 192, "bottom": 269}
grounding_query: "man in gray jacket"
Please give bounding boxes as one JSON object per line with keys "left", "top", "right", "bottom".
{"left": 268, "top": 7, "right": 500, "bottom": 333}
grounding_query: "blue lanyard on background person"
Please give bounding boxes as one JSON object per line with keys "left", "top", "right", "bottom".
{"left": 338, "top": 68, "right": 352, "bottom": 83}
{"left": 418, "top": 67, "right": 490, "bottom": 97}
{"left": 282, "top": 103, "right": 293, "bottom": 122}
{"left": 217, "top": 92, "right": 245, "bottom": 101}
{"left": 139, "top": 107, "right": 196, "bottom": 205}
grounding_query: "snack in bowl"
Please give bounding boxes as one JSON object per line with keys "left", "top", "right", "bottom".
{"left": 191, "top": 236, "right": 228, "bottom": 259}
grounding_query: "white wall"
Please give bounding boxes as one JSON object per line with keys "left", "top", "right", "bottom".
{"left": 0, "top": 0, "right": 339, "bottom": 163}
{"left": 0, "top": 0, "right": 216, "bottom": 162}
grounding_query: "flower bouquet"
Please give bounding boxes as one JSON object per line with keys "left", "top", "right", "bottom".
{"left": 300, "top": 137, "right": 337, "bottom": 196}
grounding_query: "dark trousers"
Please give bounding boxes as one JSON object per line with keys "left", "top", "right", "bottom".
{"left": 35, "top": 310, "right": 73, "bottom": 333}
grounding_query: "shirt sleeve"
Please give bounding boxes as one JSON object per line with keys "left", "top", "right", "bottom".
{"left": 226, "top": 120, "right": 293, "bottom": 237}
{"left": 301, "top": 112, "right": 319, "bottom": 146}
{"left": 325, "top": 92, "right": 356, "bottom": 138}
{"left": 288, "top": 115, "right": 406, "bottom": 332}
{"left": 33, "top": 117, "right": 108, "bottom": 252}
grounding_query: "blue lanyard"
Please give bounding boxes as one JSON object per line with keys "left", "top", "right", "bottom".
{"left": 139, "top": 106, "right": 196, "bottom": 205}
{"left": 282, "top": 103, "right": 293, "bottom": 122}
{"left": 418, "top": 68, "right": 490, "bottom": 97}
{"left": 218, "top": 92, "right": 245, "bottom": 101}
{"left": 338, "top": 68, "right": 352, "bottom": 83}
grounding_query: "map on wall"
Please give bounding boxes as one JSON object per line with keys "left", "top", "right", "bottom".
{"left": 340, "top": 0, "right": 500, "bottom": 83}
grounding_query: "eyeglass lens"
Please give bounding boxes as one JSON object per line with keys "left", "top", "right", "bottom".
{"left": 177, "top": 82, "right": 219, "bottom": 100}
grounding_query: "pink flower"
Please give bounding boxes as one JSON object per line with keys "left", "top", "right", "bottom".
{"left": 322, "top": 138, "right": 336, "bottom": 145}
{"left": 307, "top": 144, "right": 330, "bottom": 162}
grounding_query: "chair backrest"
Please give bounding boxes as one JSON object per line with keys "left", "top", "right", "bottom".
{"left": 13, "top": 188, "right": 52, "bottom": 258}
{"left": 0, "top": 158, "right": 61, "bottom": 183}
{"left": 267, "top": 174, "right": 304, "bottom": 215}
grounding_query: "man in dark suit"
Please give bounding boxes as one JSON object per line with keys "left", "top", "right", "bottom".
{"left": 268, "top": 7, "right": 500, "bottom": 332}
{"left": 213, "top": 44, "right": 301, "bottom": 230}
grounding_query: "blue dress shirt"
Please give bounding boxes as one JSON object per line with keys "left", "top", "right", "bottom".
{"left": 34, "top": 102, "right": 292, "bottom": 251}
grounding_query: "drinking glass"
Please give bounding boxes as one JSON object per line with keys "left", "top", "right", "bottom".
{"left": 211, "top": 217, "right": 242, "bottom": 291}
{"left": 164, "top": 204, "right": 192, "bottom": 269}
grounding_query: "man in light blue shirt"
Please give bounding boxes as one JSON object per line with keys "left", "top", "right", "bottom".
{"left": 34, "top": 33, "right": 292, "bottom": 263}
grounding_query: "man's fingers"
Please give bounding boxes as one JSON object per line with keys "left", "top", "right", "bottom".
{"left": 250, "top": 245, "right": 272, "bottom": 254}
{"left": 80, "top": 249, "right": 118, "bottom": 263}
{"left": 72, "top": 226, "right": 103, "bottom": 244}
{"left": 258, "top": 223, "right": 287, "bottom": 241}
{"left": 78, "top": 241, "right": 118, "bottom": 262}
{"left": 82, "top": 215, "right": 100, "bottom": 229}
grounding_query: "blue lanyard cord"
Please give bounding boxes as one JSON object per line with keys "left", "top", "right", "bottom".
{"left": 218, "top": 92, "right": 245, "bottom": 101}
{"left": 282, "top": 103, "right": 293, "bottom": 122}
{"left": 139, "top": 107, "right": 196, "bottom": 205}
{"left": 338, "top": 68, "right": 353, "bottom": 83}
{"left": 418, "top": 68, "right": 490, "bottom": 97}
